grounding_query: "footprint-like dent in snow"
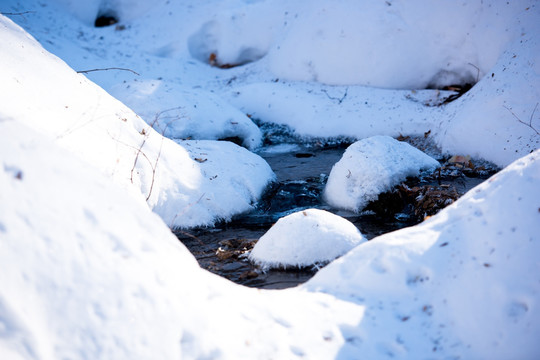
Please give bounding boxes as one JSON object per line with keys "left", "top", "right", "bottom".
{"left": 507, "top": 300, "right": 529, "bottom": 320}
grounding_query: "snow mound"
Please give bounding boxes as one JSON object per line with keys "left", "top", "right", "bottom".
{"left": 161, "top": 140, "right": 275, "bottom": 228}
{"left": 324, "top": 136, "right": 439, "bottom": 212}
{"left": 186, "top": 2, "right": 279, "bottom": 67}
{"left": 249, "top": 209, "right": 366, "bottom": 269}
{"left": 110, "top": 83, "right": 263, "bottom": 150}
{"left": 307, "top": 149, "right": 540, "bottom": 359}
{"left": 267, "top": 0, "right": 525, "bottom": 88}
{"left": 436, "top": 29, "right": 540, "bottom": 167}
{"left": 0, "top": 14, "right": 273, "bottom": 228}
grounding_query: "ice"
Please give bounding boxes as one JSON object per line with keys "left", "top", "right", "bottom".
{"left": 324, "top": 136, "right": 440, "bottom": 212}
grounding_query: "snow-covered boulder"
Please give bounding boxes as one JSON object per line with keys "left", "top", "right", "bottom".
{"left": 249, "top": 209, "right": 366, "bottom": 269}
{"left": 324, "top": 136, "right": 439, "bottom": 212}
{"left": 161, "top": 140, "right": 275, "bottom": 227}
{"left": 110, "top": 83, "right": 263, "bottom": 150}
{"left": 306, "top": 149, "right": 540, "bottom": 359}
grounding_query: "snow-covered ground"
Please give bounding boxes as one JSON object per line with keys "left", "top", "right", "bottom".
{"left": 1, "top": 0, "right": 539, "bottom": 359}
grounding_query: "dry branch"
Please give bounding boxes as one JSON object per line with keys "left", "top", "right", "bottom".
{"left": 77, "top": 67, "right": 140, "bottom": 76}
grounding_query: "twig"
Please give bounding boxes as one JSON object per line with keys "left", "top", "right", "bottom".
{"left": 77, "top": 67, "right": 140, "bottom": 76}
{"left": 1, "top": 11, "right": 35, "bottom": 16}
{"left": 504, "top": 103, "right": 540, "bottom": 135}
{"left": 176, "top": 230, "right": 205, "bottom": 245}
{"left": 467, "top": 63, "right": 480, "bottom": 83}
{"left": 169, "top": 193, "right": 206, "bottom": 229}
{"left": 321, "top": 87, "right": 348, "bottom": 104}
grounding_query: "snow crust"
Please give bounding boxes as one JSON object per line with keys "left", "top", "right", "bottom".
{"left": 249, "top": 209, "right": 366, "bottom": 269}
{"left": 307, "top": 149, "right": 540, "bottom": 359}
{"left": 324, "top": 136, "right": 440, "bottom": 212}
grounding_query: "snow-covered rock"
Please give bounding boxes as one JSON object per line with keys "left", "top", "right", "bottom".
{"left": 307, "top": 149, "right": 540, "bottom": 359}
{"left": 163, "top": 140, "right": 275, "bottom": 227}
{"left": 324, "top": 136, "right": 439, "bottom": 212}
{"left": 249, "top": 209, "right": 366, "bottom": 269}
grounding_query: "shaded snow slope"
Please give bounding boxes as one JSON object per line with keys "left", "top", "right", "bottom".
{"left": 324, "top": 136, "right": 439, "bottom": 212}
{"left": 307, "top": 149, "right": 540, "bottom": 359}
{"left": 0, "top": 15, "right": 273, "bottom": 228}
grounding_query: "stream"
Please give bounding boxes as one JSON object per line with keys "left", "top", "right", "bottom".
{"left": 175, "top": 137, "right": 497, "bottom": 289}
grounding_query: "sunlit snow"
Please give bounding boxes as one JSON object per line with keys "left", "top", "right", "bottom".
{"left": 1, "top": 0, "right": 539, "bottom": 359}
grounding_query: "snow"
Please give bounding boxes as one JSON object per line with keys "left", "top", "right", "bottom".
{"left": 1, "top": 0, "right": 540, "bottom": 359}
{"left": 0, "top": 120, "right": 364, "bottom": 359}
{"left": 324, "top": 136, "right": 440, "bottom": 212}
{"left": 0, "top": 14, "right": 274, "bottom": 228}
{"left": 306, "top": 149, "right": 540, "bottom": 359}
{"left": 109, "top": 83, "right": 263, "bottom": 150}
{"left": 249, "top": 209, "right": 366, "bottom": 269}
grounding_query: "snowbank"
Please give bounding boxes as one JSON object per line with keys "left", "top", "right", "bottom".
{"left": 307, "top": 149, "right": 540, "bottom": 359}
{"left": 6, "top": 0, "right": 538, "bottom": 168}
{"left": 266, "top": 0, "right": 525, "bottom": 88}
{"left": 436, "top": 30, "right": 540, "bottom": 166}
{"left": 0, "top": 14, "right": 273, "bottom": 228}
{"left": 324, "top": 136, "right": 439, "bottom": 212}
{"left": 2, "top": 0, "right": 540, "bottom": 359}
{"left": 249, "top": 209, "right": 366, "bottom": 269}
{"left": 0, "top": 120, "right": 364, "bottom": 359}
{"left": 226, "top": 82, "right": 441, "bottom": 140}
{"left": 110, "top": 82, "right": 263, "bottom": 150}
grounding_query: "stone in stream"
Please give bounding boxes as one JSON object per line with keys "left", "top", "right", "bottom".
{"left": 249, "top": 208, "right": 366, "bottom": 269}
{"left": 324, "top": 135, "right": 440, "bottom": 212}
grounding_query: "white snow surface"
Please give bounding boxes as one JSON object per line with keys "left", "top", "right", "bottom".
{"left": 1, "top": 0, "right": 540, "bottom": 359}
{"left": 249, "top": 209, "right": 366, "bottom": 269}
{"left": 0, "top": 120, "right": 363, "bottom": 359}
{"left": 307, "top": 149, "right": 540, "bottom": 359}
{"left": 0, "top": 14, "right": 274, "bottom": 228}
{"left": 324, "top": 136, "right": 440, "bottom": 212}
{"left": 110, "top": 83, "right": 263, "bottom": 150}
{"left": 3, "top": 0, "right": 538, "bottom": 167}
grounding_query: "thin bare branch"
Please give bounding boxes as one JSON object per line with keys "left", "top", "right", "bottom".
{"left": 504, "top": 103, "right": 540, "bottom": 135}
{"left": 467, "top": 62, "right": 480, "bottom": 83}
{"left": 77, "top": 67, "right": 140, "bottom": 76}
{"left": 1, "top": 11, "right": 35, "bottom": 16}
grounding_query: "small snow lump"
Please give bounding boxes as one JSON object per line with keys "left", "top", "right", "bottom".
{"left": 249, "top": 208, "right": 366, "bottom": 269}
{"left": 324, "top": 135, "right": 440, "bottom": 212}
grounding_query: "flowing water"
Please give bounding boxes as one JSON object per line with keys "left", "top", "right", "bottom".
{"left": 176, "top": 138, "right": 497, "bottom": 289}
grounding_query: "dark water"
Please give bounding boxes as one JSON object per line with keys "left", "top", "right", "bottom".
{"left": 176, "top": 142, "right": 496, "bottom": 289}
